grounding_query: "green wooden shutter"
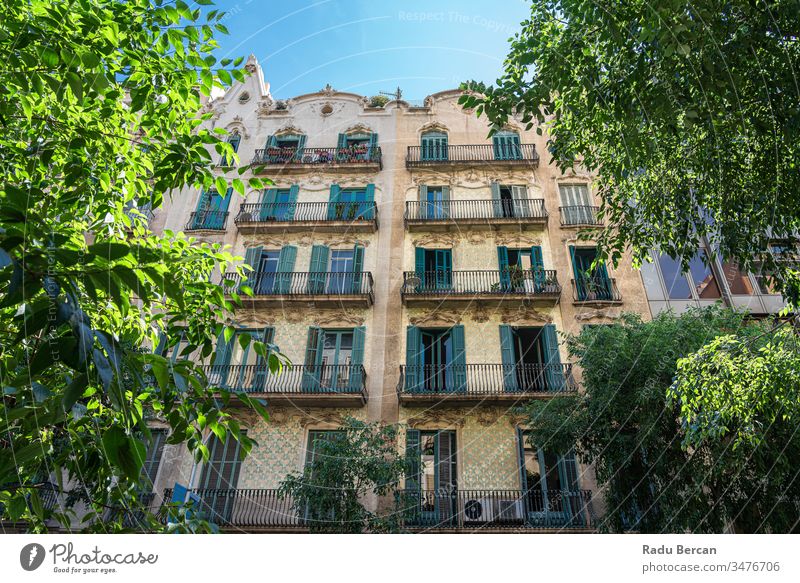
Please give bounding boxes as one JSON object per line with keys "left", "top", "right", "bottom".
{"left": 436, "top": 431, "right": 456, "bottom": 522}
{"left": 497, "top": 246, "right": 510, "bottom": 289}
{"left": 265, "top": 135, "right": 277, "bottom": 149}
{"left": 542, "top": 324, "right": 564, "bottom": 391}
{"left": 251, "top": 326, "right": 274, "bottom": 391}
{"left": 337, "top": 133, "right": 347, "bottom": 149}
{"left": 364, "top": 183, "right": 375, "bottom": 219}
{"left": 295, "top": 134, "right": 306, "bottom": 160}
{"left": 516, "top": 428, "right": 530, "bottom": 492}
{"left": 499, "top": 325, "right": 518, "bottom": 391}
{"left": 302, "top": 327, "right": 323, "bottom": 392}
{"left": 351, "top": 244, "right": 364, "bottom": 293}
{"left": 275, "top": 245, "right": 297, "bottom": 294}
{"left": 195, "top": 189, "right": 210, "bottom": 213}
{"left": 327, "top": 184, "right": 341, "bottom": 220}
{"left": 450, "top": 324, "right": 466, "bottom": 393}
{"left": 368, "top": 132, "right": 378, "bottom": 160}
{"left": 154, "top": 332, "right": 167, "bottom": 356}
{"left": 242, "top": 246, "right": 262, "bottom": 291}
{"left": 569, "top": 245, "right": 584, "bottom": 300}
{"left": 491, "top": 182, "right": 502, "bottom": 217}
{"left": 405, "top": 326, "right": 422, "bottom": 392}
{"left": 212, "top": 329, "right": 232, "bottom": 388}
{"left": 350, "top": 326, "right": 365, "bottom": 391}
{"left": 308, "top": 245, "right": 329, "bottom": 294}
{"left": 287, "top": 185, "right": 299, "bottom": 220}
{"left": 260, "top": 189, "right": 277, "bottom": 221}
{"left": 414, "top": 247, "right": 425, "bottom": 284}
{"left": 418, "top": 185, "right": 428, "bottom": 220}
{"left": 441, "top": 185, "right": 450, "bottom": 218}
{"left": 531, "top": 245, "right": 545, "bottom": 292}
{"left": 405, "top": 429, "right": 421, "bottom": 491}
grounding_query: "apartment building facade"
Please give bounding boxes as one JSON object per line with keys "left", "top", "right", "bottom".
{"left": 144, "top": 54, "right": 655, "bottom": 532}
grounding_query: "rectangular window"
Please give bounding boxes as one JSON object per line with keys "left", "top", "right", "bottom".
{"left": 255, "top": 250, "right": 280, "bottom": 294}
{"left": 327, "top": 250, "right": 355, "bottom": 294}
{"left": 559, "top": 184, "right": 593, "bottom": 225}
{"left": 720, "top": 261, "right": 754, "bottom": 295}
{"left": 687, "top": 250, "right": 721, "bottom": 299}
{"left": 657, "top": 255, "right": 692, "bottom": 299}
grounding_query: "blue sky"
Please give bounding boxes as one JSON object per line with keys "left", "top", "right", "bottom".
{"left": 210, "top": 0, "right": 530, "bottom": 102}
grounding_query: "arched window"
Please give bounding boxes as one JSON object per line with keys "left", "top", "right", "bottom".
{"left": 420, "top": 131, "right": 448, "bottom": 161}
{"left": 492, "top": 130, "right": 522, "bottom": 160}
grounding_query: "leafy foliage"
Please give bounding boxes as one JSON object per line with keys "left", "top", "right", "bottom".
{"left": 461, "top": 1, "right": 800, "bottom": 304}
{"left": 525, "top": 307, "right": 799, "bottom": 533}
{"left": 0, "top": 0, "right": 281, "bottom": 531}
{"left": 279, "top": 418, "right": 411, "bottom": 533}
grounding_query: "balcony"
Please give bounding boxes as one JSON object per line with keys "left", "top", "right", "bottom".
{"left": 104, "top": 492, "right": 158, "bottom": 529}
{"left": 202, "top": 363, "right": 367, "bottom": 407}
{"left": 222, "top": 271, "right": 374, "bottom": 308}
{"left": 404, "top": 199, "right": 547, "bottom": 231}
{"left": 401, "top": 270, "right": 561, "bottom": 307}
{"left": 406, "top": 144, "right": 540, "bottom": 169}
{"left": 571, "top": 275, "right": 622, "bottom": 306}
{"left": 395, "top": 489, "right": 597, "bottom": 532}
{"left": 185, "top": 210, "right": 229, "bottom": 232}
{"left": 397, "top": 363, "right": 577, "bottom": 406}
{"left": 560, "top": 206, "right": 602, "bottom": 227}
{"left": 251, "top": 146, "right": 382, "bottom": 173}
{"left": 235, "top": 202, "right": 378, "bottom": 234}
{"left": 161, "top": 488, "right": 304, "bottom": 532}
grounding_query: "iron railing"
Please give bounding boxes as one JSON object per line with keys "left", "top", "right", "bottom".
{"left": 251, "top": 146, "right": 382, "bottom": 167}
{"left": 185, "top": 210, "right": 229, "bottom": 231}
{"left": 162, "top": 488, "right": 302, "bottom": 529}
{"left": 406, "top": 144, "right": 540, "bottom": 167}
{"left": 221, "top": 271, "right": 374, "bottom": 300}
{"left": 401, "top": 270, "right": 560, "bottom": 297}
{"left": 236, "top": 201, "right": 377, "bottom": 223}
{"left": 405, "top": 199, "right": 547, "bottom": 222}
{"left": 571, "top": 275, "right": 622, "bottom": 302}
{"left": 559, "top": 206, "right": 601, "bottom": 226}
{"left": 398, "top": 363, "right": 577, "bottom": 396}
{"left": 395, "top": 489, "right": 596, "bottom": 529}
{"left": 104, "top": 492, "right": 157, "bottom": 529}
{"left": 200, "top": 363, "right": 366, "bottom": 395}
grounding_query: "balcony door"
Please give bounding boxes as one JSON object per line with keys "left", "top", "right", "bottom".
{"left": 421, "top": 329, "right": 453, "bottom": 393}
{"left": 327, "top": 249, "right": 355, "bottom": 294}
{"left": 259, "top": 187, "right": 297, "bottom": 221}
{"left": 194, "top": 188, "right": 231, "bottom": 229}
{"left": 421, "top": 131, "right": 448, "bottom": 161}
{"left": 405, "top": 430, "right": 457, "bottom": 525}
{"left": 405, "top": 325, "right": 466, "bottom": 394}
{"left": 516, "top": 430, "right": 582, "bottom": 527}
{"left": 570, "top": 246, "right": 613, "bottom": 300}
{"left": 198, "top": 434, "right": 246, "bottom": 525}
{"left": 255, "top": 250, "right": 280, "bottom": 295}
{"left": 492, "top": 131, "right": 522, "bottom": 160}
{"left": 500, "top": 324, "right": 564, "bottom": 392}
{"left": 210, "top": 328, "right": 273, "bottom": 392}
{"left": 302, "top": 327, "right": 365, "bottom": 393}
{"left": 559, "top": 184, "right": 593, "bottom": 225}
{"left": 415, "top": 248, "right": 452, "bottom": 290}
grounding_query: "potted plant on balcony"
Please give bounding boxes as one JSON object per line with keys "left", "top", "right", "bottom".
{"left": 507, "top": 264, "right": 527, "bottom": 292}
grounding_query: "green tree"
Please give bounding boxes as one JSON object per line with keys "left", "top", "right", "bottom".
{"left": 279, "top": 418, "right": 411, "bottom": 533}
{"left": 461, "top": 1, "right": 800, "bottom": 303}
{"left": 0, "top": 0, "right": 280, "bottom": 532}
{"left": 525, "top": 307, "right": 798, "bottom": 533}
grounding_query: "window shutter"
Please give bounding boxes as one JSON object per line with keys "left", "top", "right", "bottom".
{"left": 251, "top": 326, "right": 275, "bottom": 391}
{"left": 212, "top": 329, "right": 232, "bottom": 389}
{"left": 569, "top": 245, "right": 584, "bottom": 300}
{"left": 490, "top": 182, "right": 502, "bottom": 217}
{"left": 285, "top": 184, "right": 299, "bottom": 220}
{"left": 516, "top": 427, "right": 529, "bottom": 493}
{"left": 195, "top": 189, "right": 210, "bottom": 213}
{"left": 363, "top": 183, "right": 375, "bottom": 219}
{"left": 265, "top": 134, "right": 277, "bottom": 149}
{"left": 295, "top": 135, "right": 306, "bottom": 160}
{"left": 327, "top": 184, "right": 341, "bottom": 220}
{"left": 542, "top": 324, "right": 564, "bottom": 391}
{"left": 302, "top": 327, "right": 323, "bottom": 392}
{"left": 275, "top": 245, "right": 297, "bottom": 294}
{"left": 531, "top": 246, "right": 546, "bottom": 291}
{"left": 441, "top": 186, "right": 450, "bottom": 218}
{"left": 337, "top": 133, "right": 347, "bottom": 149}
{"left": 512, "top": 185, "right": 530, "bottom": 216}
{"left": 351, "top": 244, "right": 364, "bottom": 293}
{"left": 414, "top": 247, "right": 425, "bottom": 276}
{"left": 154, "top": 332, "right": 167, "bottom": 356}
{"left": 450, "top": 324, "right": 466, "bottom": 392}
{"left": 259, "top": 189, "right": 277, "bottom": 221}
{"left": 242, "top": 246, "right": 263, "bottom": 291}
{"left": 418, "top": 185, "right": 428, "bottom": 220}
{"left": 436, "top": 431, "right": 456, "bottom": 522}
{"left": 405, "top": 326, "right": 422, "bottom": 392}
{"left": 499, "top": 325, "right": 518, "bottom": 391}
{"left": 308, "top": 245, "right": 329, "bottom": 293}
{"left": 497, "top": 246, "right": 510, "bottom": 289}
{"left": 405, "top": 429, "right": 421, "bottom": 491}
{"left": 215, "top": 187, "right": 233, "bottom": 213}
{"left": 350, "top": 326, "right": 366, "bottom": 391}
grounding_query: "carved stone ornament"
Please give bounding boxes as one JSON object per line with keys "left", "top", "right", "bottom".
{"left": 407, "top": 409, "right": 467, "bottom": 429}
{"left": 241, "top": 235, "right": 292, "bottom": 248}
{"left": 320, "top": 83, "right": 336, "bottom": 95}
{"left": 408, "top": 309, "right": 462, "bottom": 327}
{"left": 493, "top": 233, "right": 542, "bottom": 247}
{"left": 553, "top": 166, "right": 594, "bottom": 182}
{"left": 241, "top": 309, "right": 305, "bottom": 324}
{"left": 256, "top": 98, "right": 274, "bottom": 117}
{"left": 275, "top": 124, "right": 305, "bottom": 137}
{"left": 574, "top": 308, "right": 623, "bottom": 321}
{"left": 225, "top": 120, "right": 250, "bottom": 140}
{"left": 470, "top": 306, "right": 490, "bottom": 323}
{"left": 317, "top": 235, "right": 371, "bottom": 248}
{"left": 465, "top": 231, "right": 487, "bottom": 246}
{"left": 501, "top": 305, "right": 553, "bottom": 324}
{"left": 418, "top": 120, "right": 448, "bottom": 135}
{"left": 231, "top": 408, "right": 262, "bottom": 427}
{"left": 313, "top": 311, "right": 366, "bottom": 327}
{"left": 343, "top": 123, "right": 373, "bottom": 136}
{"left": 244, "top": 54, "right": 258, "bottom": 74}
{"left": 411, "top": 233, "right": 458, "bottom": 248}
{"left": 298, "top": 410, "right": 347, "bottom": 428}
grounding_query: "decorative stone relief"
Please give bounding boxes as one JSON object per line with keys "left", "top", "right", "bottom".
{"left": 501, "top": 305, "right": 553, "bottom": 324}
{"left": 256, "top": 98, "right": 275, "bottom": 117}
{"left": 316, "top": 235, "right": 371, "bottom": 248}
{"left": 275, "top": 123, "right": 305, "bottom": 136}
{"left": 470, "top": 306, "right": 490, "bottom": 323}
{"left": 464, "top": 231, "right": 487, "bottom": 246}
{"left": 493, "top": 233, "right": 542, "bottom": 247}
{"left": 298, "top": 410, "right": 346, "bottom": 428}
{"left": 417, "top": 121, "right": 448, "bottom": 135}
{"left": 407, "top": 409, "right": 467, "bottom": 429}
{"left": 574, "top": 308, "right": 623, "bottom": 321}
{"left": 313, "top": 311, "right": 366, "bottom": 327}
{"left": 225, "top": 120, "right": 250, "bottom": 140}
{"left": 241, "top": 235, "right": 292, "bottom": 248}
{"left": 408, "top": 309, "right": 462, "bottom": 327}
{"left": 411, "top": 233, "right": 459, "bottom": 248}
{"left": 343, "top": 123, "right": 373, "bottom": 135}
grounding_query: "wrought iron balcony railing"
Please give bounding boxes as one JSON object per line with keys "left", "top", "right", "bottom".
{"left": 200, "top": 363, "right": 366, "bottom": 395}
{"left": 398, "top": 363, "right": 577, "bottom": 396}
{"left": 185, "top": 210, "right": 229, "bottom": 231}
{"left": 251, "top": 146, "right": 382, "bottom": 168}
{"left": 406, "top": 144, "right": 540, "bottom": 167}
{"left": 221, "top": 271, "right": 374, "bottom": 300}
{"left": 559, "top": 205, "right": 601, "bottom": 226}
{"left": 162, "top": 488, "right": 302, "bottom": 529}
{"left": 401, "top": 269, "right": 561, "bottom": 298}
{"left": 104, "top": 492, "right": 157, "bottom": 529}
{"left": 571, "top": 275, "right": 622, "bottom": 303}
{"left": 396, "top": 489, "right": 596, "bottom": 530}
{"left": 235, "top": 201, "right": 377, "bottom": 224}
{"left": 405, "top": 199, "right": 547, "bottom": 223}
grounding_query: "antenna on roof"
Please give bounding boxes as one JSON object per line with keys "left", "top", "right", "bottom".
{"left": 379, "top": 86, "right": 402, "bottom": 101}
